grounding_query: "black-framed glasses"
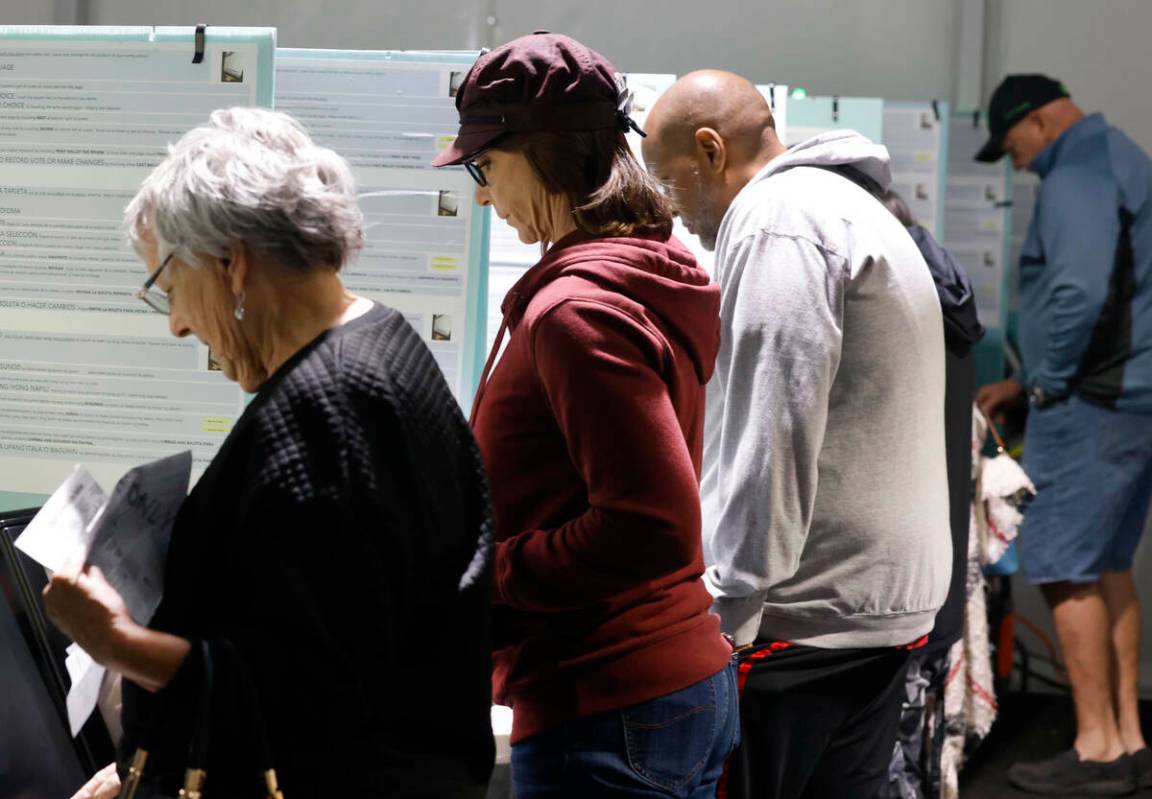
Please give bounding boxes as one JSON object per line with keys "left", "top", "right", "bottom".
{"left": 136, "top": 252, "right": 174, "bottom": 315}
{"left": 464, "top": 155, "right": 489, "bottom": 187}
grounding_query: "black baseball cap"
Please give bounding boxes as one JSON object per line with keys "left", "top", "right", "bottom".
{"left": 974, "top": 74, "right": 1071, "bottom": 162}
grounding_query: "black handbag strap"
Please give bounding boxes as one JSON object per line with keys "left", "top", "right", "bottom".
{"left": 119, "top": 638, "right": 284, "bottom": 799}
{"left": 216, "top": 639, "right": 285, "bottom": 798}
{"left": 188, "top": 639, "right": 214, "bottom": 769}
{"left": 119, "top": 639, "right": 212, "bottom": 799}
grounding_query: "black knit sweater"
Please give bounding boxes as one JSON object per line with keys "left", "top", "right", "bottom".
{"left": 119, "top": 304, "right": 494, "bottom": 798}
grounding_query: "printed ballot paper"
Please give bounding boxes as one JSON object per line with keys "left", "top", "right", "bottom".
{"left": 15, "top": 450, "right": 191, "bottom": 734}
{"left": 85, "top": 450, "right": 191, "bottom": 624}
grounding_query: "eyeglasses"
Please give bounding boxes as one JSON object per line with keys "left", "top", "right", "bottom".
{"left": 464, "top": 155, "right": 489, "bottom": 187}
{"left": 136, "top": 252, "right": 174, "bottom": 315}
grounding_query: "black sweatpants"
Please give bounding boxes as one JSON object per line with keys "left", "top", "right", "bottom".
{"left": 720, "top": 641, "right": 912, "bottom": 799}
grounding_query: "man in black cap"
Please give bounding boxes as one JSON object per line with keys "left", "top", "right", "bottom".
{"left": 976, "top": 74, "right": 1152, "bottom": 796}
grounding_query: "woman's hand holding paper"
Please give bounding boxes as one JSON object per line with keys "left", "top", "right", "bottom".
{"left": 44, "top": 561, "right": 190, "bottom": 692}
{"left": 44, "top": 563, "right": 132, "bottom": 665}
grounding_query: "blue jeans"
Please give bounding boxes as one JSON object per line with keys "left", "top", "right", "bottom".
{"left": 511, "top": 665, "right": 740, "bottom": 797}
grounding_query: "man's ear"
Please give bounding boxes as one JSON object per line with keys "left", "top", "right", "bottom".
{"left": 695, "top": 127, "right": 727, "bottom": 174}
{"left": 222, "top": 244, "right": 248, "bottom": 297}
{"left": 1029, "top": 111, "right": 1053, "bottom": 142}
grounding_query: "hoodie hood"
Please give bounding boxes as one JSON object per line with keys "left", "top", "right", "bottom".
{"left": 737, "top": 130, "right": 984, "bottom": 357}
{"left": 907, "top": 224, "right": 986, "bottom": 357}
{"left": 756, "top": 129, "right": 894, "bottom": 191}
{"left": 501, "top": 230, "right": 720, "bottom": 383}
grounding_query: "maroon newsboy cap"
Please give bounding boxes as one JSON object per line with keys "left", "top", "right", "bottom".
{"left": 431, "top": 32, "right": 641, "bottom": 167}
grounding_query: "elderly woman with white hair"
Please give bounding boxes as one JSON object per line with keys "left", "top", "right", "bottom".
{"left": 43, "top": 107, "right": 495, "bottom": 798}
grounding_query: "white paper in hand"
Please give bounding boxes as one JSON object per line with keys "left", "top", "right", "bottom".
{"left": 14, "top": 465, "right": 106, "bottom": 573}
{"left": 85, "top": 450, "right": 192, "bottom": 625}
{"left": 15, "top": 452, "right": 191, "bottom": 739}
{"left": 64, "top": 643, "right": 106, "bottom": 737}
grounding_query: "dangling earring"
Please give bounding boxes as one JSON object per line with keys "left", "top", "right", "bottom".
{"left": 234, "top": 290, "right": 246, "bottom": 321}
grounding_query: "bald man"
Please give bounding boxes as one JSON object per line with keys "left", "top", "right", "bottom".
{"left": 644, "top": 71, "right": 952, "bottom": 799}
{"left": 975, "top": 75, "right": 1152, "bottom": 796}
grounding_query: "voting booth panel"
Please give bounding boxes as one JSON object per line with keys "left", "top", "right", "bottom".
{"left": 882, "top": 100, "right": 950, "bottom": 239}
{"left": 786, "top": 94, "right": 885, "bottom": 146}
{"left": 275, "top": 48, "right": 490, "bottom": 414}
{"left": 945, "top": 113, "right": 1015, "bottom": 387}
{"left": 0, "top": 508, "right": 114, "bottom": 797}
{"left": 0, "top": 26, "right": 275, "bottom": 513}
{"left": 0, "top": 34, "right": 493, "bottom": 511}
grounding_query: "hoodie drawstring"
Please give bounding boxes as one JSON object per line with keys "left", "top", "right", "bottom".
{"left": 469, "top": 313, "right": 510, "bottom": 427}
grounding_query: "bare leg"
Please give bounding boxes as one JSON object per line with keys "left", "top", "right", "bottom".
{"left": 1041, "top": 581, "right": 1127, "bottom": 761}
{"left": 1099, "top": 569, "right": 1147, "bottom": 753}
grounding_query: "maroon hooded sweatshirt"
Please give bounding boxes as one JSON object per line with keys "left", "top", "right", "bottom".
{"left": 471, "top": 230, "right": 731, "bottom": 744}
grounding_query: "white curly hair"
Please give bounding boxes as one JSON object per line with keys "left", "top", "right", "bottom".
{"left": 125, "top": 106, "right": 363, "bottom": 272}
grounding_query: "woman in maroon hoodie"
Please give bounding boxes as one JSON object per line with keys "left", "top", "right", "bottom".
{"left": 433, "top": 33, "right": 736, "bottom": 797}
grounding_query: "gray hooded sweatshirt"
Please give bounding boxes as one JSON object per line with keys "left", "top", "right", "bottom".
{"left": 701, "top": 130, "right": 952, "bottom": 648}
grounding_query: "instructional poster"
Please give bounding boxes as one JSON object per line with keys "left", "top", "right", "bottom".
{"left": 944, "top": 115, "right": 1013, "bottom": 328}
{"left": 882, "top": 101, "right": 949, "bottom": 237}
{"left": 275, "top": 49, "right": 488, "bottom": 407}
{"left": 0, "top": 27, "right": 274, "bottom": 502}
